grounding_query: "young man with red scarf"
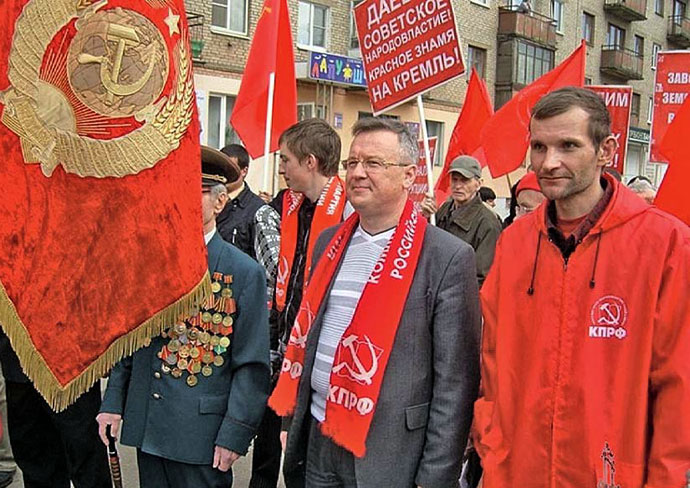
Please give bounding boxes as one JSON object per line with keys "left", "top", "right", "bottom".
{"left": 250, "top": 119, "right": 347, "bottom": 488}
{"left": 474, "top": 87, "right": 690, "bottom": 487}
{"left": 270, "top": 117, "right": 481, "bottom": 487}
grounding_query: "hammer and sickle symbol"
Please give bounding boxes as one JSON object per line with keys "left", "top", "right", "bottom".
{"left": 77, "top": 23, "right": 157, "bottom": 106}
{"left": 597, "top": 302, "right": 621, "bottom": 326}
{"left": 288, "top": 303, "right": 315, "bottom": 348}
{"left": 332, "top": 335, "right": 379, "bottom": 385}
{"left": 289, "top": 320, "right": 307, "bottom": 348}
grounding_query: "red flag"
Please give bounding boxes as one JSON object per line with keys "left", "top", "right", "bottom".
{"left": 0, "top": 0, "right": 208, "bottom": 409}
{"left": 481, "top": 41, "right": 586, "bottom": 178}
{"left": 654, "top": 95, "right": 690, "bottom": 225}
{"left": 230, "top": 0, "right": 297, "bottom": 159}
{"left": 434, "top": 69, "right": 493, "bottom": 206}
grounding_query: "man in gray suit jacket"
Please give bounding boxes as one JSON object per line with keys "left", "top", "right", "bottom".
{"left": 273, "top": 118, "right": 481, "bottom": 488}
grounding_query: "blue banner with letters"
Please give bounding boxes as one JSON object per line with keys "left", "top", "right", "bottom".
{"left": 308, "top": 52, "right": 367, "bottom": 87}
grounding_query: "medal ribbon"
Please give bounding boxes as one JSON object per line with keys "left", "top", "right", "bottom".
{"left": 275, "top": 176, "right": 346, "bottom": 312}
{"left": 269, "top": 199, "right": 426, "bottom": 457}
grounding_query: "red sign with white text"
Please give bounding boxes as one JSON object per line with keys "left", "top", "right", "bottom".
{"left": 354, "top": 0, "right": 465, "bottom": 115}
{"left": 587, "top": 85, "right": 632, "bottom": 175}
{"left": 410, "top": 137, "right": 438, "bottom": 204}
{"left": 651, "top": 51, "right": 690, "bottom": 163}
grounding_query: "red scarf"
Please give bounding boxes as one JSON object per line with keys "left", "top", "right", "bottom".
{"left": 275, "top": 176, "right": 346, "bottom": 312}
{"left": 269, "top": 199, "right": 427, "bottom": 457}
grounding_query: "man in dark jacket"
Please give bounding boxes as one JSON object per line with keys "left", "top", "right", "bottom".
{"left": 421, "top": 156, "right": 502, "bottom": 286}
{"left": 217, "top": 144, "right": 276, "bottom": 261}
{"left": 0, "top": 334, "right": 110, "bottom": 488}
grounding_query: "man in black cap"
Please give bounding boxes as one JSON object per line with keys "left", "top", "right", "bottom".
{"left": 421, "top": 155, "right": 502, "bottom": 287}
{"left": 97, "top": 146, "right": 271, "bottom": 488}
{"left": 217, "top": 144, "right": 279, "bottom": 263}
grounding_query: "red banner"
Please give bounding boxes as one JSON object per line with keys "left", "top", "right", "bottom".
{"left": 0, "top": 0, "right": 209, "bottom": 410}
{"left": 354, "top": 0, "right": 465, "bottom": 115}
{"left": 410, "top": 137, "right": 438, "bottom": 205}
{"left": 651, "top": 51, "right": 690, "bottom": 163}
{"left": 587, "top": 85, "right": 632, "bottom": 175}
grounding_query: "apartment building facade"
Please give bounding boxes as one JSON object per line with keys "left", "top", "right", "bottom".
{"left": 186, "top": 0, "right": 688, "bottom": 192}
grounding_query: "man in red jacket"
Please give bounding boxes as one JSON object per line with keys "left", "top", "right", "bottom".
{"left": 474, "top": 87, "right": 690, "bottom": 488}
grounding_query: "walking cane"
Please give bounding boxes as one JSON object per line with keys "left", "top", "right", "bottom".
{"left": 106, "top": 425, "right": 124, "bottom": 488}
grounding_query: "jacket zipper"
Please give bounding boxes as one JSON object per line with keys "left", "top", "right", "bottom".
{"left": 549, "top": 239, "right": 569, "bottom": 487}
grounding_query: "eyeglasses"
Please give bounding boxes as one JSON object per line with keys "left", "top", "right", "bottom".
{"left": 341, "top": 158, "right": 410, "bottom": 172}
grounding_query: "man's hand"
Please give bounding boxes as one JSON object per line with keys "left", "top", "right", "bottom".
{"left": 258, "top": 191, "right": 272, "bottom": 204}
{"left": 420, "top": 195, "right": 438, "bottom": 219}
{"left": 96, "top": 412, "right": 121, "bottom": 446}
{"left": 213, "top": 446, "right": 241, "bottom": 472}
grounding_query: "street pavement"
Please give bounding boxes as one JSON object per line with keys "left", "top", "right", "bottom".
{"left": 116, "top": 442, "right": 286, "bottom": 488}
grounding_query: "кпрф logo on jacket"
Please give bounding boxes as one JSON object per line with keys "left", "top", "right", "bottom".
{"left": 589, "top": 296, "right": 629, "bottom": 340}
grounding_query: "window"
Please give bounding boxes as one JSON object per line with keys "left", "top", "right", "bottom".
{"left": 606, "top": 24, "right": 626, "bottom": 49}
{"left": 425, "top": 120, "right": 444, "bottom": 167}
{"left": 652, "top": 43, "right": 662, "bottom": 69}
{"left": 349, "top": 0, "right": 364, "bottom": 50}
{"left": 298, "top": 1, "right": 328, "bottom": 50}
{"left": 467, "top": 45, "right": 488, "bottom": 79}
{"left": 551, "top": 0, "right": 564, "bottom": 32}
{"left": 647, "top": 97, "right": 654, "bottom": 124}
{"left": 516, "top": 41, "right": 555, "bottom": 85}
{"left": 208, "top": 94, "right": 241, "bottom": 149}
{"left": 631, "top": 93, "right": 641, "bottom": 126}
{"left": 297, "top": 103, "right": 326, "bottom": 121}
{"left": 655, "top": 0, "right": 664, "bottom": 15}
{"left": 582, "top": 12, "right": 595, "bottom": 45}
{"left": 211, "top": 0, "right": 248, "bottom": 35}
{"left": 634, "top": 35, "right": 645, "bottom": 56}
{"left": 674, "top": 0, "right": 687, "bottom": 19}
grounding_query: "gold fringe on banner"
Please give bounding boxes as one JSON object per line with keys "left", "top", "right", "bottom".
{"left": 0, "top": 271, "right": 212, "bottom": 412}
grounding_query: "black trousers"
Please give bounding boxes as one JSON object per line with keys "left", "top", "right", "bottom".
{"left": 249, "top": 406, "right": 283, "bottom": 488}
{"left": 5, "top": 381, "right": 111, "bottom": 488}
{"left": 137, "top": 450, "right": 233, "bottom": 488}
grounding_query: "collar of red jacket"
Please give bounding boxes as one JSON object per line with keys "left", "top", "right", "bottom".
{"left": 532, "top": 172, "right": 650, "bottom": 237}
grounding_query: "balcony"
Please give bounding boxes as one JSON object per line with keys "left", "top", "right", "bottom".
{"left": 498, "top": 7, "right": 557, "bottom": 49}
{"left": 667, "top": 15, "right": 690, "bottom": 47}
{"left": 600, "top": 45, "right": 644, "bottom": 80}
{"left": 187, "top": 12, "right": 205, "bottom": 61}
{"left": 603, "top": 0, "right": 647, "bottom": 21}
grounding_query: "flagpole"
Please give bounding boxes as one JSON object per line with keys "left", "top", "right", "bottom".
{"left": 263, "top": 72, "right": 276, "bottom": 193}
{"left": 417, "top": 95, "right": 436, "bottom": 225}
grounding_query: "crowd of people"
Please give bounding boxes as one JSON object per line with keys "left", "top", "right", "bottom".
{"left": 0, "top": 86, "right": 688, "bottom": 488}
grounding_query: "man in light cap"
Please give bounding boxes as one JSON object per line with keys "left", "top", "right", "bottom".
{"left": 421, "top": 155, "right": 502, "bottom": 286}
{"left": 97, "top": 146, "right": 270, "bottom": 488}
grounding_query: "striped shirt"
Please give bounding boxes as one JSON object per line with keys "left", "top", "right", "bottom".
{"left": 310, "top": 225, "right": 394, "bottom": 422}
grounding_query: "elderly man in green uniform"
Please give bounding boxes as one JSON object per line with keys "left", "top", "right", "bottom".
{"left": 97, "top": 146, "right": 271, "bottom": 488}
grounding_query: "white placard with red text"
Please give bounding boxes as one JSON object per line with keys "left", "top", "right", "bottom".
{"left": 410, "top": 137, "right": 438, "bottom": 204}
{"left": 651, "top": 51, "right": 690, "bottom": 163}
{"left": 587, "top": 85, "right": 632, "bottom": 175}
{"left": 353, "top": 0, "right": 465, "bottom": 115}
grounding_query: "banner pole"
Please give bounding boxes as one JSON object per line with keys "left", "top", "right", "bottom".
{"left": 417, "top": 95, "right": 436, "bottom": 225}
{"left": 263, "top": 72, "right": 276, "bottom": 193}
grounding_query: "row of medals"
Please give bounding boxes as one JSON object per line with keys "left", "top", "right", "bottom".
{"left": 157, "top": 273, "right": 235, "bottom": 387}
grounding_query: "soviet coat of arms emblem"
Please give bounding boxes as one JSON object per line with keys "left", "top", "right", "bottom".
{"left": 0, "top": 0, "right": 193, "bottom": 178}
